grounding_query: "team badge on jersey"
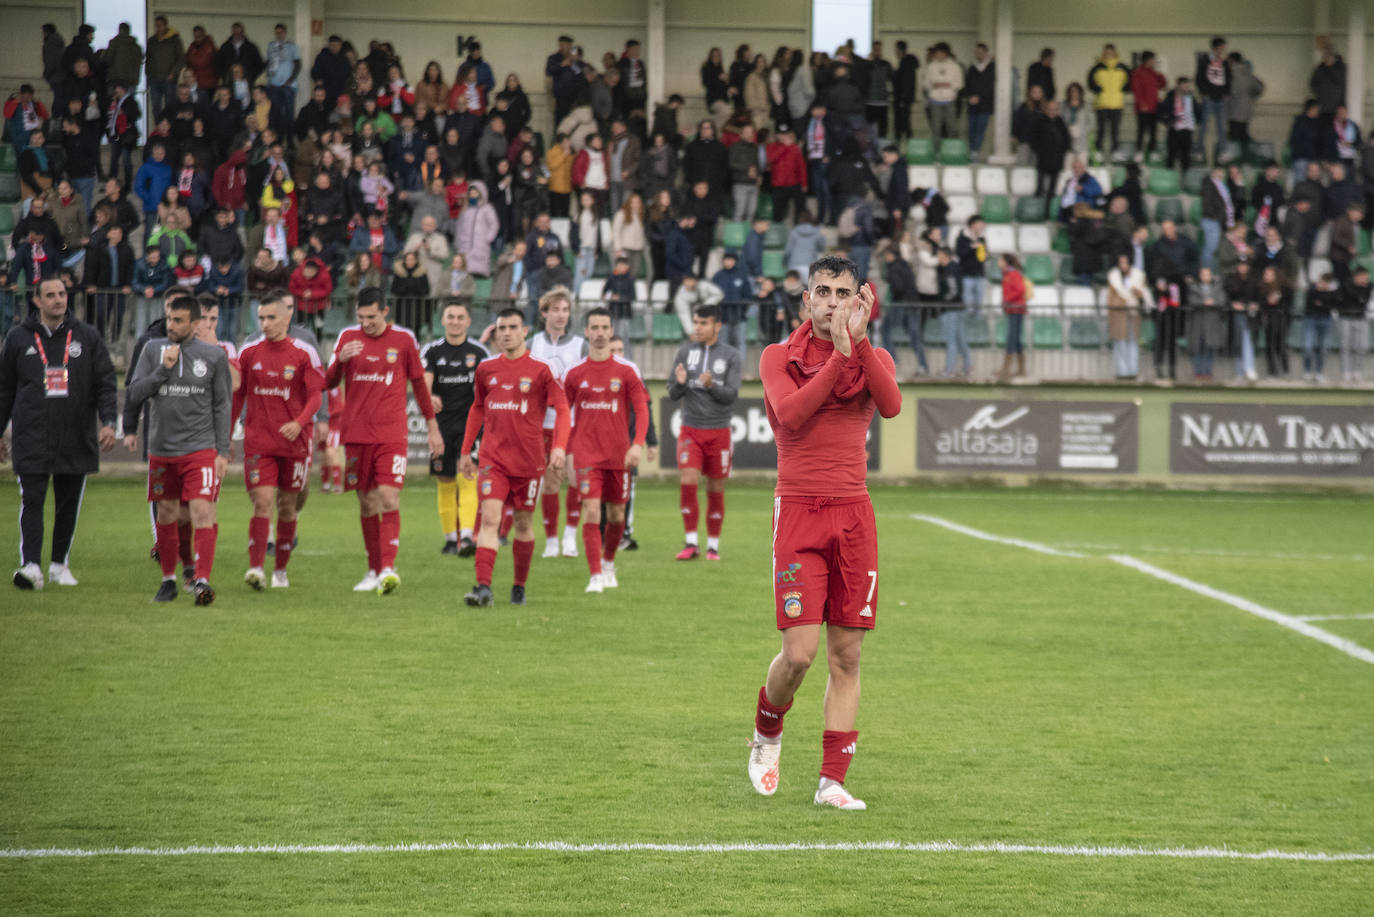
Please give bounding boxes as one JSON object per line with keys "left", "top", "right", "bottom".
{"left": 610, "top": 378, "right": 621, "bottom": 392}
{"left": 282, "top": 364, "right": 296, "bottom": 381}
{"left": 782, "top": 591, "right": 803, "bottom": 619}
{"left": 192, "top": 358, "right": 208, "bottom": 378}
{"left": 386, "top": 348, "right": 398, "bottom": 364}
{"left": 465, "top": 354, "right": 477, "bottom": 368}
{"left": 68, "top": 341, "right": 82, "bottom": 358}
{"left": 518, "top": 377, "right": 532, "bottom": 393}
{"left": 713, "top": 359, "right": 726, "bottom": 375}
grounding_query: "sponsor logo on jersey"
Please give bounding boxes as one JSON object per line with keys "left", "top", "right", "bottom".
{"left": 713, "top": 359, "right": 726, "bottom": 375}
{"left": 782, "top": 591, "right": 803, "bottom": 619}
{"left": 192, "top": 358, "right": 208, "bottom": 378}
{"left": 25, "top": 346, "right": 37, "bottom": 355}
{"left": 610, "top": 378, "right": 621, "bottom": 392}
{"left": 282, "top": 364, "right": 296, "bottom": 381}
{"left": 68, "top": 341, "right": 82, "bottom": 358}
{"left": 386, "top": 347, "right": 398, "bottom": 364}
{"left": 775, "top": 562, "right": 801, "bottom": 584}
{"left": 519, "top": 377, "right": 532, "bottom": 393}
{"left": 252, "top": 362, "right": 263, "bottom": 370}
{"left": 488, "top": 376, "right": 497, "bottom": 385}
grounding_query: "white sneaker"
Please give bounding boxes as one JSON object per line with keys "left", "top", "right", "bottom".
{"left": 47, "top": 563, "right": 78, "bottom": 586}
{"left": 13, "top": 562, "right": 44, "bottom": 590}
{"left": 601, "top": 561, "right": 618, "bottom": 588}
{"left": 271, "top": 570, "right": 289, "bottom": 588}
{"left": 377, "top": 567, "right": 400, "bottom": 595}
{"left": 1245, "top": 369, "right": 1258, "bottom": 382}
{"left": 561, "top": 530, "right": 579, "bottom": 558}
{"left": 814, "top": 779, "right": 866, "bottom": 811}
{"left": 353, "top": 571, "right": 381, "bottom": 592}
{"left": 542, "top": 537, "right": 560, "bottom": 558}
{"left": 585, "top": 573, "right": 604, "bottom": 593}
{"left": 748, "top": 736, "right": 781, "bottom": 796}
{"left": 244, "top": 566, "right": 266, "bottom": 591}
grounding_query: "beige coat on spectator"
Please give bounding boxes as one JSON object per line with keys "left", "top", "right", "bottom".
{"left": 404, "top": 227, "right": 453, "bottom": 293}
{"left": 1106, "top": 266, "right": 1153, "bottom": 341}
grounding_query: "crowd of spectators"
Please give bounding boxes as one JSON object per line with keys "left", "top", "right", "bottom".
{"left": 2, "top": 21, "right": 1370, "bottom": 383}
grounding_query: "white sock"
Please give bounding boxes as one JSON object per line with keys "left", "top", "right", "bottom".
{"left": 818, "top": 777, "right": 841, "bottom": 790}
{"left": 563, "top": 525, "right": 577, "bottom": 540}
{"left": 546, "top": 536, "right": 559, "bottom": 548}
{"left": 460, "top": 528, "right": 473, "bottom": 540}
{"left": 684, "top": 531, "right": 698, "bottom": 546}
{"left": 753, "top": 729, "right": 780, "bottom": 745}
{"left": 707, "top": 536, "right": 720, "bottom": 551}
{"left": 445, "top": 532, "right": 458, "bottom": 542}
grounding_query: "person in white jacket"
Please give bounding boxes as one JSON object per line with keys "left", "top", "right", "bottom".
{"left": 672, "top": 275, "right": 723, "bottom": 339}
{"left": 1106, "top": 253, "right": 1154, "bottom": 379}
{"left": 921, "top": 43, "right": 964, "bottom": 140}
{"left": 402, "top": 215, "right": 453, "bottom": 294}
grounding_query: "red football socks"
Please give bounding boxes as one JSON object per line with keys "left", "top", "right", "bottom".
{"left": 379, "top": 510, "right": 400, "bottom": 569}
{"left": 582, "top": 522, "right": 602, "bottom": 575}
{"left": 155, "top": 521, "right": 179, "bottom": 578}
{"left": 754, "top": 685, "right": 793, "bottom": 739}
{"left": 819, "top": 729, "right": 859, "bottom": 783}
{"left": 512, "top": 538, "right": 534, "bottom": 586}
{"left": 474, "top": 546, "right": 497, "bottom": 586}
{"left": 248, "top": 516, "right": 270, "bottom": 568}
{"left": 680, "top": 483, "right": 699, "bottom": 533}
{"left": 177, "top": 520, "right": 194, "bottom": 567}
{"left": 274, "top": 519, "right": 297, "bottom": 571}
{"left": 361, "top": 514, "right": 381, "bottom": 573}
{"left": 541, "top": 492, "right": 559, "bottom": 537}
{"left": 330, "top": 466, "right": 343, "bottom": 490}
{"left": 193, "top": 526, "right": 216, "bottom": 581}
{"left": 565, "top": 486, "right": 581, "bottom": 526}
{"left": 602, "top": 520, "right": 624, "bottom": 562}
{"left": 706, "top": 490, "right": 725, "bottom": 537}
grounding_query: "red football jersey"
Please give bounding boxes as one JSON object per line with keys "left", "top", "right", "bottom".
{"left": 232, "top": 336, "right": 326, "bottom": 458}
{"left": 462, "top": 350, "right": 569, "bottom": 478}
{"left": 325, "top": 324, "right": 434, "bottom": 447}
{"left": 564, "top": 355, "right": 649, "bottom": 470}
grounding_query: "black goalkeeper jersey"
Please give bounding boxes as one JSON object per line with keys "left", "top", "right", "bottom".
{"left": 420, "top": 337, "right": 489, "bottom": 427}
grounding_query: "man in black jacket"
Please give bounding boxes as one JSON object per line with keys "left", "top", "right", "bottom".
{"left": 0, "top": 277, "right": 118, "bottom": 589}
{"left": 216, "top": 22, "right": 264, "bottom": 84}
{"left": 1030, "top": 100, "right": 1070, "bottom": 205}
{"left": 893, "top": 41, "right": 919, "bottom": 143}
{"left": 965, "top": 43, "right": 996, "bottom": 161}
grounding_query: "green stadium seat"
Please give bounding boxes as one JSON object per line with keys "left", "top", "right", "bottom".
{"left": 754, "top": 193, "right": 773, "bottom": 220}
{"left": 906, "top": 137, "right": 935, "bottom": 165}
{"left": 923, "top": 315, "right": 945, "bottom": 347}
{"left": 473, "top": 276, "right": 493, "bottom": 304}
{"left": 653, "top": 312, "right": 684, "bottom": 343}
{"left": 592, "top": 252, "right": 612, "bottom": 277}
{"left": 1154, "top": 197, "right": 1186, "bottom": 225}
{"left": 965, "top": 312, "right": 992, "bottom": 347}
{"left": 1247, "top": 140, "right": 1276, "bottom": 166}
{"left": 1052, "top": 228, "right": 1071, "bottom": 253}
{"left": 1024, "top": 254, "right": 1055, "bottom": 286}
{"left": 937, "top": 138, "right": 970, "bottom": 165}
{"left": 980, "top": 194, "right": 1012, "bottom": 224}
{"left": 0, "top": 146, "right": 14, "bottom": 171}
{"left": 719, "top": 220, "right": 748, "bottom": 249}
{"left": 747, "top": 312, "right": 761, "bottom": 344}
{"left": 994, "top": 316, "right": 1009, "bottom": 347}
{"left": 0, "top": 207, "right": 14, "bottom": 235}
{"left": 1139, "top": 318, "right": 1156, "bottom": 348}
{"left": 761, "top": 249, "right": 785, "bottom": 279}
{"left": 0, "top": 173, "right": 18, "bottom": 202}
{"left": 1148, "top": 169, "right": 1181, "bottom": 196}
{"left": 984, "top": 259, "right": 1002, "bottom": 282}
{"left": 1360, "top": 228, "right": 1371, "bottom": 255}
{"left": 1111, "top": 165, "right": 1126, "bottom": 186}
{"left": 1069, "top": 318, "right": 1103, "bottom": 349}
{"left": 763, "top": 223, "right": 788, "bottom": 248}
{"left": 1014, "top": 196, "right": 1048, "bottom": 224}
{"left": 630, "top": 311, "right": 647, "bottom": 343}
{"left": 1032, "top": 317, "right": 1063, "bottom": 349}
{"left": 1146, "top": 149, "right": 1167, "bottom": 167}
{"left": 1181, "top": 167, "right": 1209, "bottom": 195}
{"left": 1188, "top": 197, "right": 1203, "bottom": 225}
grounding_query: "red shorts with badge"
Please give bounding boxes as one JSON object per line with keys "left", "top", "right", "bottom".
{"left": 576, "top": 466, "right": 631, "bottom": 504}
{"left": 771, "top": 496, "right": 879, "bottom": 631}
{"left": 148, "top": 449, "right": 222, "bottom": 503}
{"left": 677, "top": 425, "right": 733, "bottom": 478}
{"left": 344, "top": 443, "right": 409, "bottom": 492}
{"left": 478, "top": 464, "right": 541, "bottom": 511}
{"left": 244, "top": 453, "right": 312, "bottom": 493}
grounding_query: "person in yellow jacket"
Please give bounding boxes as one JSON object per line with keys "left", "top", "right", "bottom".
{"left": 545, "top": 134, "right": 575, "bottom": 219}
{"left": 1087, "top": 44, "right": 1131, "bottom": 162}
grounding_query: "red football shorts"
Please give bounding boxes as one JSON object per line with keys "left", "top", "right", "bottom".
{"left": 244, "top": 453, "right": 311, "bottom": 493}
{"left": 478, "top": 464, "right": 541, "bottom": 511}
{"left": 677, "top": 425, "right": 733, "bottom": 479}
{"left": 576, "top": 466, "right": 631, "bottom": 504}
{"left": 771, "top": 496, "right": 879, "bottom": 631}
{"left": 148, "top": 449, "right": 221, "bottom": 503}
{"left": 344, "top": 443, "right": 408, "bottom": 492}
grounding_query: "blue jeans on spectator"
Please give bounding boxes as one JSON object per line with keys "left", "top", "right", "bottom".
{"left": 1005, "top": 312, "right": 1024, "bottom": 354}
{"left": 968, "top": 112, "right": 991, "bottom": 159}
{"left": 1198, "top": 98, "right": 1226, "bottom": 161}
{"left": 721, "top": 302, "right": 750, "bottom": 352}
{"left": 1290, "top": 160, "right": 1309, "bottom": 188}
{"left": 1200, "top": 218, "right": 1221, "bottom": 270}
{"left": 574, "top": 247, "right": 596, "bottom": 296}
{"left": 1193, "top": 340, "right": 1215, "bottom": 377}
{"left": 72, "top": 176, "right": 96, "bottom": 218}
{"left": 1303, "top": 314, "right": 1332, "bottom": 376}
{"left": 217, "top": 296, "right": 242, "bottom": 342}
{"left": 807, "top": 159, "right": 831, "bottom": 224}
{"left": 1232, "top": 312, "right": 1256, "bottom": 378}
{"left": 849, "top": 244, "right": 871, "bottom": 284}
{"left": 268, "top": 84, "right": 296, "bottom": 134}
{"left": 1112, "top": 331, "right": 1139, "bottom": 378}
{"left": 882, "top": 304, "right": 927, "bottom": 373}
{"left": 109, "top": 143, "right": 135, "bottom": 189}
{"left": 961, "top": 275, "right": 985, "bottom": 312}
{"left": 941, "top": 308, "right": 970, "bottom": 374}
{"left": 149, "top": 80, "right": 176, "bottom": 120}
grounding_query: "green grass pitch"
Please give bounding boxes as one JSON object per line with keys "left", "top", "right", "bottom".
{"left": 1, "top": 478, "right": 1371, "bottom": 914}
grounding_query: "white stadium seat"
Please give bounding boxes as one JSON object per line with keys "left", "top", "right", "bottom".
{"left": 1062, "top": 286, "right": 1097, "bottom": 311}
{"left": 975, "top": 167, "right": 1008, "bottom": 195}
{"left": 1088, "top": 167, "right": 1112, "bottom": 193}
{"left": 577, "top": 279, "right": 605, "bottom": 302}
{"left": 985, "top": 224, "right": 1017, "bottom": 254}
{"left": 1028, "top": 286, "right": 1061, "bottom": 312}
{"left": 549, "top": 217, "right": 572, "bottom": 249}
{"left": 941, "top": 166, "right": 974, "bottom": 195}
{"left": 1010, "top": 167, "right": 1038, "bottom": 197}
{"left": 1017, "top": 225, "right": 1052, "bottom": 253}
{"left": 907, "top": 165, "right": 939, "bottom": 192}
{"left": 946, "top": 195, "right": 979, "bottom": 226}
{"left": 634, "top": 280, "right": 650, "bottom": 305}
{"left": 988, "top": 285, "right": 1003, "bottom": 308}
{"left": 599, "top": 218, "right": 613, "bottom": 246}
{"left": 650, "top": 280, "right": 670, "bottom": 306}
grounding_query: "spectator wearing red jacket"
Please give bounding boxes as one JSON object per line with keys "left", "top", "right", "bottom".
{"left": 377, "top": 64, "right": 416, "bottom": 117}
{"left": 289, "top": 256, "right": 334, "bottom": 335}
{"left": 446, "top": 65, "right": 488, "bottom": 117}
{"left": 572, "top": 134, "right": 611, "bottom": 209}
{"left": 997, "top": 254, "right": 1027, "bottom": 380}
{"left": 765, "top": 124, "right": 807, "bottom": 223}
{"left": 213, "top": 147, "right": 249, "bottom": 221}
{"left": 1130, "top": 52, "right": 1168, "bottom": 160}
{"left": 185, "top": 26, "right": 219, "bottom": 92}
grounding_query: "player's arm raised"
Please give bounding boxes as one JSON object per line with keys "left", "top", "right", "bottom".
{"left": 666, "top": 343, "right": 690, "bottom": 399}
{"left": 125, "top": 340, "right": 174, "bottom": 411}
{"left": 851, "top": 284, "right": 902, "bottom": 418}
{"left": 760, "top": 342, "right": 849, "bottom": 431}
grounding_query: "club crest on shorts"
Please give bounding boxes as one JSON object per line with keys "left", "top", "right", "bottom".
{"left": 151, "top": 482, "right": 164, "bottom": 496}
{"left": 282, "top": 364, "right": 296, "bottom": 381}
{"left": 782, "top": 591, "right": 803, "bottom": 619}
{"left": 579, "top": 478, "right": 590, "bottom": 494}
{"left": 249, "top": 468, "right": 260, "bottom": 485}
{"left": 191, "top": 358, "right": 208, "bottom": 378}
{"left": 518, "top": 377, "right": 532, "bottom": 393}
{"left": 386, "top": 347, "right": 399, "bottom": 364}
{"left": 480, "top": 479, "right": 492, "bottom": 495}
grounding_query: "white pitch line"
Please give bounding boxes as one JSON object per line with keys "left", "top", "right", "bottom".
{"left": 1, "top": 839, "right": 1371, "bottom": 862}
{"left": 1050, "top": 543, "right": 1372, "bottom": 563}
{"left": 1295, "top": 614, "right": 1374, "bottom": 622}
{"left": 911, "top": 514, "right": 1085, "bottom": 558}
{"left": 1109, "top": 555, "right": 1374, "bottom": 667}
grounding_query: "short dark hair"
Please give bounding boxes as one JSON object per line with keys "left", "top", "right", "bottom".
{"left": 495, "top": 307, "right": 525, "bottom": 323}
{"left": 261, "top": 288, "right": 292, "bottom": 309}
{"left": 356, "top": 286, "right": 386, "bottom": 310}
{"left": 441, "top": 299, "right": 470, "bottom": 315}
{"left": 167, "top": 294, "right": 201, "bottom": 321}
{"left": 197, "top": 292, "right": 220, "bottom": 311}
{"left": 808, "top": 255, "right": 860, "bottom": 288}
{"left": 1211, "top": 36, "right": 1226, "bottom": 49}
{"left": 584, "top": 306, "right": 612, "bottom": 323}
{"left": 693, "top": 304, "right": 721, "bottom": 322}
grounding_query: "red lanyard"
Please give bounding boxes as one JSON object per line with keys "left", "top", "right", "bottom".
{"left": 34, "top": 329, "right": 72, "bottom": 370}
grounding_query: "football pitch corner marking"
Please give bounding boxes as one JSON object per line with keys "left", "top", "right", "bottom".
{"left": 1109, "top": 554, "right": 1374, "bottom": 667}
{"left": 910, "top": 514, "right": 1086, "bottom": 558}
{"left": 1, "top": 839, "right": 1372, "bottom": 862}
